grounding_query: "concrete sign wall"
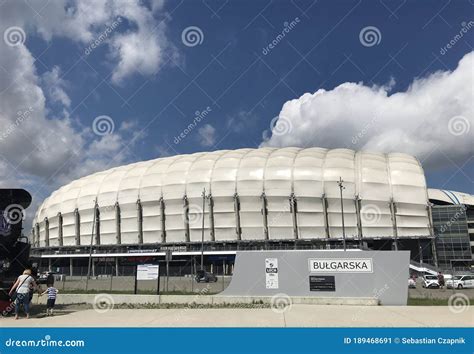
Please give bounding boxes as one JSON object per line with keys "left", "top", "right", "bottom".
{"left": 222, "top": 250, "right": 410, "bottom": 305}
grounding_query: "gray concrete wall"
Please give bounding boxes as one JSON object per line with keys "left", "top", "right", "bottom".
{"left": 31, "top": 294, "right": 377, "bottom": 306}
{"left": 222, "top": 250, "right": 410, "bottom": 305}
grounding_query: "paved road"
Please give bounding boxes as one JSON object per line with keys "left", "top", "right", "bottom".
{"left": 5, "top": 305, "right": 472, "bottom": 327}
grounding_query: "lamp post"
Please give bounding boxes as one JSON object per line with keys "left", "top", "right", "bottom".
{"left": 337, "top": 177, "right": 346, "bottom": 251}
{"left": 85, "top": 199, "right": 98, "bottom": 291}
{"left": 200, "top": 188, "right": 206, "bottom": 270}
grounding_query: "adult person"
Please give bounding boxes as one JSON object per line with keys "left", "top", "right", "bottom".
{"left": 46, "top": 272, "right": 54, "bottom": 286}
{"left": 437, "top": 272, "right": 445, "bottom": 289}
{"left": 8, "top": 269, "right": 37, "bottom": 320}
{"left": 408, "top": 275, "right": 416, "bottom": 288}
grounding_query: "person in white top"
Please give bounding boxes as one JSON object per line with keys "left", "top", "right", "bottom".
{"left": 8, "top": 269, "right": 37, "bottom": 320}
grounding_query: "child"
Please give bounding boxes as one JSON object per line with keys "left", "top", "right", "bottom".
{"left": 41, "top": 283, "right": 58, "bottom": 316}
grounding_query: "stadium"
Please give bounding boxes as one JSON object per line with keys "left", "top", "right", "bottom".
{"left": 30, "top": 147, "right": 474, "bottom": 276}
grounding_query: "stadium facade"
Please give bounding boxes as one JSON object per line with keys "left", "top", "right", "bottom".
{"left": 428, "top": 189, "right": 474, "bottom": 270}
{"left": 29, "top": 147, "right": 474, "bottom": 274}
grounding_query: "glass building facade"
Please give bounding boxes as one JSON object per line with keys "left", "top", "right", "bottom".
{"left": 467, "top": 207, "right": 474, "bottom": 257}
{"left": 432, "top": 205, "right": 472, "bottom": 271}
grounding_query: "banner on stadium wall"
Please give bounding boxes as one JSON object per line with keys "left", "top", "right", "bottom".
{"left": 265, "top": 258, "right": 279, "bottom": 289}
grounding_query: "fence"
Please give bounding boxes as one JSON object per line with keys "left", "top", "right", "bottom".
{"left": 37, "top": 262, "right": 232, "bottom": 295}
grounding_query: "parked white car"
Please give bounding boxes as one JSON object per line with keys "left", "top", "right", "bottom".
{"left": 446, "top": 275, "right": 474, "bottom": 289}
{"left": 422, "top": 275, "right": 440, "bottom": 288}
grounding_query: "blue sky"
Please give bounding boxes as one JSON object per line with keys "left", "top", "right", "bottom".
{"left": 0, "top": 0, "right": 472, "bottom": 214}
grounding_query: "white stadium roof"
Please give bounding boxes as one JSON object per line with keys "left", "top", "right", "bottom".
{"left": 428, "top": 188, "right": 474, "bottom": 206}
{"left": 33, "top": 147, "right": 432, "bottom": 248}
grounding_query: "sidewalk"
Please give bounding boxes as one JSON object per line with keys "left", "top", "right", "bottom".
{"left": 4, "top": 305, "right": 472, "bottom": 327}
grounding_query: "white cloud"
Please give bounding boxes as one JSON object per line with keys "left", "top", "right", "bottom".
{"left": 0, "top": 0, "right": 170, "bottom": 228}
{"left": 111, "top": 27, "right": 169, "bottom": 83}
{"left": 198, "top": 124, "right": 217, "bottom": 147}
{"left": 226, "top": 110, "right": 258, "bottom": 133}
{"left": 0, "top": 37, "right": 133, "bottom": 187}
{"left": 261, "top": 51, "right": 474, "bottom": 167}
{"left": 151, "top": 0, "right": 166, "bottom": 13}
{"left": 42, "top": 66, "right": 71, "bottom": 108}
{"left": 0, "top": 0, "right": 176, "bottom": 83}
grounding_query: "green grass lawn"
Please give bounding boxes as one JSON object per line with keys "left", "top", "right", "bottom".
{"left": 45, "top": 289, "right": 474, "bottom": 306}
{"left": 408, "top": 297, "right": 474, "bottom": 306}
{"left": 53, "top": 289, "right": 220, "bottom": 295}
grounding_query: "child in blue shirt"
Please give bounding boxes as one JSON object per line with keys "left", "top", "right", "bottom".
{"left": 40, "top": 283, "right": 58, "bottom": 316}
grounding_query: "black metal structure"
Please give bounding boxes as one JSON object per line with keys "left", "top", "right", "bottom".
{"left": 0, "top": 189, "right": 33, "bottom": 312}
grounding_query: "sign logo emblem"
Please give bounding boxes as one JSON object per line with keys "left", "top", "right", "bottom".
{"left": 308, "top": 258, "right": 373, "bottom": 273}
